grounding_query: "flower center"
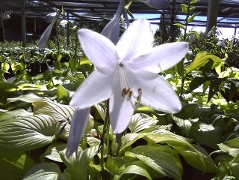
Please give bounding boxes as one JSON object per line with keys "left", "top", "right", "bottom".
{"left": 118, "top": 63, "right": 142, "bottom": 108}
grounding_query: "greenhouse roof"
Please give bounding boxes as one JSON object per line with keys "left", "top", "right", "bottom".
{"left": 1, "top": 0, "right": 239, "bottom": 28}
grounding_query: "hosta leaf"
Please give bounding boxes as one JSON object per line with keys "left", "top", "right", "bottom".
{"left": 218, "top": 137, "right": 239, "bottom": 157}
{"left": 57, "top": 84, "right": 70, "bottom": 102}
{"left": 146, "top": 130, "right": 216, "bottom": 172}
{"left": 0, "top": 115, "right": 60, "bottom": 151}
{"left": 128, "top": 113, "right": 158, "bottom": 133}
{"left": 230, "top": 154, "right": 239, "bottom": 179}
{"left": 0, "top": 151, "right": 35, "bottom": 179}
{"left": 7, "top": 93, "right": 42, "bottom": 103}
{"left": 177, "top": 144, "right": 217, "bottom": 173}
{"left": 0, "top": 81, "right": 17, "bottom": 92}
{"left": 126, "top": 145, "right": 182, "bottom": 179}
{"left": 32, "top": 97, "right": 74, "bottom": 122}
{"left": 118, "top": 164, "right": 152, "bottom": 180}
{"left": 23, "top": 163, "right": 69, "bottom": 180}
{"left": 120, "top": 133, "right": 144, "bottom": 151}
{"left": 0, "top": 109, "right": 33, "bottom": 123}
{"left": 171, "top": 115, "right": 192, "bottom": 136}
{"left": 95, "top": 104, "right": 106, "bottom": 121}
{"left": 41, "top": 142, "right": 66, "bottom": 163}
{"left": 105, "top": 156, "right": 119, "bottom": 176}
{"left": 186, "top": 52, "right": 223, "bottom": 73}
{"left": 135, "top": 106, "right": 155, "bottom": 114}
{"left": 61, "top": 145, "right": 99, "bottom": 180}
{"left": 189, "top": 122, "right": 221, "bottom": 149}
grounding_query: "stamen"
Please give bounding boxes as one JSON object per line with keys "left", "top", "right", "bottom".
{"left": 134, "top": 88, "right": 142, "bottom": 108}
{"left": 118, "top": 63, "right": 142, "bottom": 108}
{"left": 137, "top": 88, "right": 142, "bottom": 102}
{"left": 127, "top": 90, "right": 133, "bottom": 100}
{"left": 122, "top": 88, "right": 127, "bottom": 97}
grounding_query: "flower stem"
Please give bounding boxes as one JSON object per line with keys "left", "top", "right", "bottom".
{"left": 100, "top": 100, "right": 110, "bottom": 172}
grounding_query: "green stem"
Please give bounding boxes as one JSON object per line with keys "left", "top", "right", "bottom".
{"left": 100, "top": 100, "right": 110, "bottom": 172}
{"left": 180, "top": 0, "right": 191, "bottom": 96}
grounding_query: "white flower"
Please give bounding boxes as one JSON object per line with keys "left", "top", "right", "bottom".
{"left": 70, "top": 19, "right": 188, "bottom": 134}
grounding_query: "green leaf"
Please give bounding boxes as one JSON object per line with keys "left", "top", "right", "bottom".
{"left": 177, "top": 144, "right": 217, "bottom": 173}
{"left": 126, "top": 145, "right": 182, "bottom": 179}
{"left": 32, "top": 97, "right": 74, "bottom": 122}
{"left": 0, "top": 109, "right": 33, "bottom": 123}
{"left": 189, "top": 122, "right": 221, "bottom": 149}
{"left": 174, "top": 23, "right": 186, "bottom": 29}
{"left": 135, "top": 106, "right": 155, "bottom": 114}
{"left": 1, "top": 62, "right": 10, "bottom": 72}
{"left": 80, "top": 57, "right": 92, "bottom": 66}
{"left": 181, "top": 4, "right": 189, "bottom": 14}
{"left": 0, "top": 81, "right": 17, "bottom": 92}
{"left": 171, "top": 115, "right": 193, "bottom": 136}
{"left": 218, "top": 138, "right": 239, "bottom": 157}
{"left": 128, "top": 113, "right": 158, "bottom": 133}
{"left": 7, "top": 93, "right": 42, "bottom": 103}
{"left": 0, "top": 115, "right": 60, "bottom": 151}
{"left": 119, "top": 164, "right": 152, "bottom": 180}
{"left": 208, "top": 78, "right": 225, "bottom": 102}
{"left": 0, "top": 151, "right": 35, "bottom": 179}
{"left": 186, "top": 52, "right": 223, "bottom": 73}
{"left": 145, "top": 131, "right": 216, "bottom": 172}
{"left": 41, "top": 142, "right": 66, "bottom": 163}
{"left": 61, "top": 145, "right": 99, "bottom": 180}
{"left": 190, "top": 0, "right": 197, "bottom": 5}
{"left": 57, "top": 84, "right": 70, "bottom": 102}
{"left": 230, "top": 154, "right": 239, "bottom": 179}
{"left": 187, "top": 13, "right": 198, "bottom": 23}
{"left": 186, "top": 77, "right": 208, "bottom": 93}
{"left": 120, "top": 133, "right": 144, "bottom": 151}
{"left": 105, "top": 156, "right": 119, "bottom": 176}
{"left": 94, "top": 104, "right": 106, "bottom": 121}
{"left": 69, "top": 58, "right": 79, "bottom": 72}
{"left": 23, "top": 163, "right": 69, "bottom": 180}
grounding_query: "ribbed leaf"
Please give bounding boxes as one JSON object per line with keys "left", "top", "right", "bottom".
{"left": 126, "top": 145, "right": 182, "bottom": 179}
{"left": 119, "top": 164, "right": 152, "bottom": 180}
{"left": 33, "top": 97, "right": 74, "bottom": 122}
{"left": 128, "top": 113, "right": 158, "bottom": 133}
{"left": 146, "top": 130, "right": 217, "bottom": 172}
{"left": 0, "top": 115, "right": 60, "bottom": 151}
{"left": 61, "top": 145, "right": 99, "bottom": 179}
{"left": 7, "top": 93, "right": 42, "bottom": 103}
{"left": 23, "top": 163, "right": 69, "bottom": 180}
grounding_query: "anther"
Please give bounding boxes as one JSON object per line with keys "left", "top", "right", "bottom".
{"left": 137, "top": 88, "right": 142, "bottom": 101}
{"left": 119, "top": 63, "right": 124, "bottom": 67}
{"left": 127, "top": 90, "right": 133, "bottom": 100}
{"left": 122, "top": 88, "right": 127, "bottom": 97}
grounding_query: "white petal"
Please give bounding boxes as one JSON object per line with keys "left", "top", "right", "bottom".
{"left": 101, "top": 15, "right": 120, "bottom": 44}
{"left": 78, "top": 29, "right": 119, "bottom": 68}
{"left": 70, "top": 70, "right": 112, "bottom": 109}
{"left": 116, "top": 19, "right": 154, "bottom": 61}
{"left": 109, "top": 72, "right": 134, "bottom": 134}
{"left": 127, "top": 42, "right": 189, "bottom": 73}
{"left": 66, "top": 108, "right": 90, "bottom": 157}
{"left": 139, "top": 0, "right": 169, "bottom": 9}
{"left": 101, "top": 0, "right": 125, "bottom": 43}
{"left": 129, "top": 70, "right": 182, "bottom": 113}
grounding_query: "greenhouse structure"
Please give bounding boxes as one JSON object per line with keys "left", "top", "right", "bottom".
{"left": 0, "top": 0, "right": 239, "bottom": 179}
